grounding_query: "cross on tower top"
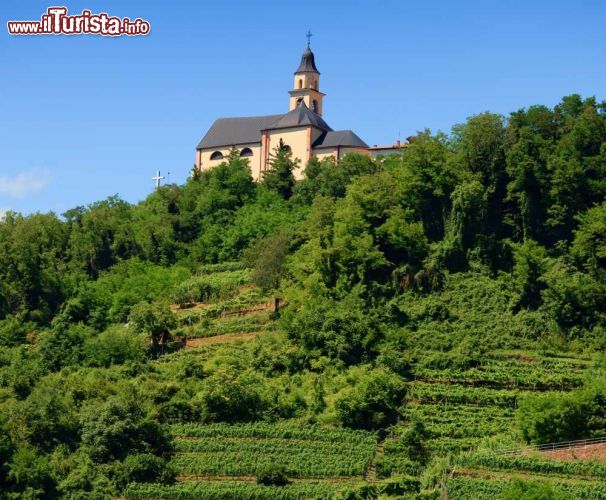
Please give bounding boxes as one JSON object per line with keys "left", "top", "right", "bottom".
{"left": 306, "top": 30, "right": 312, "bottom": 48}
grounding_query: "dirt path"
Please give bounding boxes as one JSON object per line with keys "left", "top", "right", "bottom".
{"left": 176, "top": 474, "right": 357, "bottom": 484}
{"left": 539, "top": 443, "right": 606, "bottom": 461}
{"left": 454, "top": 466, "right": 605, "bottom": 482}
{"left": 185, "top": 331, "right": 265, "bottom": 347}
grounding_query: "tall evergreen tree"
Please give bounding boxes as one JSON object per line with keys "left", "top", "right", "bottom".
{"left": 262, "top": 139, "right": 298, "bottom": 199}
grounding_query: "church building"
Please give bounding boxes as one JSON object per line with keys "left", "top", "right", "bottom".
{"left": 195, "top": 39, "right": 370, "bottom": 180}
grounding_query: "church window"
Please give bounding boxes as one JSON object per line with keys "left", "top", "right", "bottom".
{"left": 312, "top": 79, "right": 317, "bottom": 89}
{"left": 240, "top": 147, "right": 253, "bottom": 157}
{"left": 282, "top": 144, "right": 292, "bottom": 153}
{"left": 298, "top": 79, "right": 303, "bottom": 89}
{"left": 296, "top": 98, "right": 303, "bottom": 107}
{"left": 210, "top": 151, "right": 224, "bottom": 160}
{"left": 312, "top": 99, "right": 318, "bottom": 113}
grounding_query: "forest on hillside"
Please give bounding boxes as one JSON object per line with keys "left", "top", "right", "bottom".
{"left": 1, "top": 94, "right": 606, "bottom": 498}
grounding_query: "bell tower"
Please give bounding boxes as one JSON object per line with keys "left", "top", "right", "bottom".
{"left": 289, "top": 32, "right": 326, "bottom": 116}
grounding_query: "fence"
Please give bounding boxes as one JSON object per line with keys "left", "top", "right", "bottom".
{"left": 496, "top": 436, "right": 606, "bottom": 456}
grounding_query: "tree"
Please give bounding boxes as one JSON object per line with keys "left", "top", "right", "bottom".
{"left": 243, "top": 230, "right": 292, "bottom": 292}
{"left": 7, "top": 446, "right": 56, "bottom": 498}
{"left": 262, "top": 139, "right": 298, "bottom": 199}
{"left": 512, "top": 239, "right": 549, "bottom": 310}
{"left": 80, "top": 396, "right": 171, "bottom": 463}
{"left": 128, "top": 302, "right": 176, "bottom": 350}
{"left": 0, "top": 212, "right": 69, "bottom": 323}
{"left": 196, "top": 368, "right": 269, "bottom": 423}
{"left": 334, "top": 367, "right": 406, "bottom": 430}
{"left": 0, "top": 315, "right": 34, "bottom": 347}
{"left": 293, "top": 153, "right": 377, "bottom": 204}
{"left": 571, "top": 202, "right": 606, "bottom": 278}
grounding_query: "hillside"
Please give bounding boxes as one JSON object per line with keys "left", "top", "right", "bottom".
{"left": 1, "top": 95, "right": 606, "bottom": 499}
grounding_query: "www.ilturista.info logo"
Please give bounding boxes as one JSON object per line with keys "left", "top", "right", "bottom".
{"left": 7, "top": 7, "right": 151, "bottom": 36}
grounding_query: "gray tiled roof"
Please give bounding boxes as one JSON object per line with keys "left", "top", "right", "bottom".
{"left": 295, "top": 48, "right": 319, "bottom": 74}
{"left": 197, "top": 114, "right": 283, "bottom": 149}
{"left": 266, "top": 102, "right": 332, "bottom": 131}
{"left": 312, "top": 130, "right": 369, "bottom": 149}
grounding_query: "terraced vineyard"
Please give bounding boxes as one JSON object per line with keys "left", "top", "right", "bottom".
{"left": 170, "top": 265, "right": 277, "bottom": 346}
{"left": 126, "top": 423, "right": 376, "bottom": 498}
{"left": 124, "top": 266, "right": 603, "bottom": 499}
{"left": 446, "top": 451, "right": 606, "bottom": 499}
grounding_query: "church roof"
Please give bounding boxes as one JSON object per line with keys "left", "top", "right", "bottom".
{"left": 197, "top": 114, "right": 283, "bottom": 149}
{"left": 265, "top": 102, "right": 332, "bottom": 131}
{"left": 312, "top": 130, "right": 369, "bottom": 149}
{"left": 295, "top": 47, "right": 319, "bottom": 74}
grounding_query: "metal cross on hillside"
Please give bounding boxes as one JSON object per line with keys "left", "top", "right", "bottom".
{"left": 306, "top": 30, "right": 312, "bottom": 48}
{"left": 152, "top": 170, "right": 165, "bottom": 189}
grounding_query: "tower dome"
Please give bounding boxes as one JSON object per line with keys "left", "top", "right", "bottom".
{"left": 295, "top": 47, "right": 319, "bottom": 74}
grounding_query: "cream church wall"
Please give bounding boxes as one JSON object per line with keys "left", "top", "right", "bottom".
{"left": 266, "top": 127, "right": 311, "bottom": 180}
{"left": 198, "top": 143, "right": 263, "bottom": 180}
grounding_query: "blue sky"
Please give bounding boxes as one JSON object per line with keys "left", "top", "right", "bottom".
{"left": 1, "top": 0, "right": 605, "bottom": 216}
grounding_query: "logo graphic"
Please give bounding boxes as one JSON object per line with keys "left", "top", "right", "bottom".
{"left": 7, "top": 7, "right": 151, "bottom": 36}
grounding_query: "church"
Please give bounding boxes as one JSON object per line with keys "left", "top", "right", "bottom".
{"left": 195, "top": 39, "right": 372, "bottom": 181}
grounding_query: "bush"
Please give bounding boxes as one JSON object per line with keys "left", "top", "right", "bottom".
{"left": 0, "top": 315, "right": 34, "bottom": 347}
{"left": 7, "top": 446, "right": 56, "bottom": 497}
{"left": 80, "top": 396, "right": 172, "bottom": 463}
{"left": 502, "top": 479, "right": 567, "bottom": 500}
{"left": 256, "top": 465, "right": 290, "bottom": 486}
{"left": 115, "top": 453, "right": 174, "bottom": 488}
{"left": 335, "top": 367, "right": 406, "bottom": 430}
{"left": 379, "top": 475, "right": 421, "bottom": 495}
{"left": 171, "top": 276, "right": 238, "bottom": 307}
{"left": 517, "top": 379, "right": 606, "bottom": 444}
{"left": 196, "top": 369, "right": 269, "bottom": 423}
{"left": 82, "top": 327, "right": 148, "bottom": 368}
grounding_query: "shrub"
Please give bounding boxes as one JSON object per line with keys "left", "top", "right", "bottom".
{"left": 171, "top": 276, "right": 238, "bottom": 307}
{"left": 115, "top": 453, "right": 174, "bottom": 488}
{"left": 256, "top": 465, "right": 290, "bottom": 486}
{"left": 502, "top": 479, "right": 567, "bottom": 500}
{"left": 379, "top": 475, "right": 421, "bottom": 495}
{"left": 335, "top": 367, "right": 406, "bottom": 430}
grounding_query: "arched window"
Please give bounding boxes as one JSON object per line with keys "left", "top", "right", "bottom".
{"left": 240, "top": 147, "right": 253, "bottom": 157}
{"left": 210, "top": 151, "right": 223, "bottom": 161}
{"left": 312, "top": 79, "right": 317, "bottom": 89}
{"left": 296, "top": 97, "right": 303, "bottom": 107}
{"left": 312, "top": 100, "right": 318, "bottom": 113}
{"left": 298, "top": 79, "right": 303, "bottom": 89}
{"left": 281, "top": 144, "right": 292, "bottom": 153}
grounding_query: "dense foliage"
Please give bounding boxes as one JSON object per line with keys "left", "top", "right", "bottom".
{"left": 2, "top": 94, "right": 606, "bottom": 497}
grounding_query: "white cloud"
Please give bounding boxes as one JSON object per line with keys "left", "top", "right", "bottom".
{"left": 0, "top": 168, "right": 51, "bottom": 198}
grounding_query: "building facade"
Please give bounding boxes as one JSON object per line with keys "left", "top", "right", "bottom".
{"left": 195, "top": 43, "right": 369, "bottom": 181}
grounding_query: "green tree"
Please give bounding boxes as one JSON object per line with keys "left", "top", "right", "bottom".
{"left": 128, "top": 302, "right": 176, "bottom": 350}
{"left": 80, "top": 396, "right": 171, "bottom": 463}
{"left": 334, "top": 367, "right": 406, "bottom": 430}
{"left": 571, "top": 202, "right": 606, "bottom": 278}
{"left": 294, "top": 153, "right": 377, "bottom": 204}
{"left": 243, "top": 230, "right": 292, "bottom": 293}
{"left": 512, "top": 239, "right": 549, "bottom": 310}
{"left": 7, "top": 446, "right": 56, "bottom": 498}
{"left": 262, "top": 139, "right": 298, "bottom": 199}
